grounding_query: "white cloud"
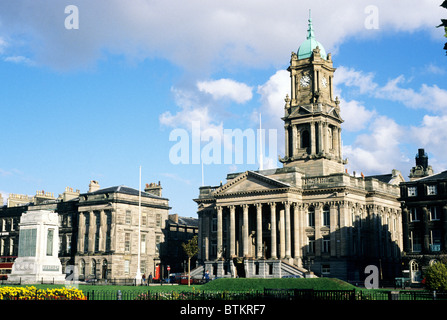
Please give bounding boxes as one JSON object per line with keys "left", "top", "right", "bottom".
{"left": 0, "top": 1, "right": 441, "bottom": 71}
{"left": 4, "top": 55, "right": 34, "bottom": 65}
{"left": 343, "top": 115, "right": 406, "bottom": 174}
{"left": 335, "top": 66, "right": 377, "bottom": 94}
{"left": 197, "top": 78, "right": 253, "bottom": 103}
{"left": 340, "top": 99, "right": 376, "bottom": 132}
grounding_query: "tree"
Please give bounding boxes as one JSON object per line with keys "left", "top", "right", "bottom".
{"left": 182, "top": 235, "right": 198, "bottom": 286}
{"left": 439, "top": 1, "right": 447, "bottom": 55}
{"left": 424, "top": 262, "right": 447, "bottom": 291}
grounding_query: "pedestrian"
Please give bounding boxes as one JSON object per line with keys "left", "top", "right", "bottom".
{"left": 204, "top": 270, "right": 210, "bottom": 283}
{"left": 142, "top": 273, "right": 146, "bottom": 285}
{"left": 149, "top": 272, "right": 153, "bottom": 284}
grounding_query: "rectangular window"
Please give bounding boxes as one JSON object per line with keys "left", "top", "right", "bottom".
{"left": 430, "top": 229, "right": 442, "bottom": 252}
{"left": 408, "top": 186, "right": 417, "bottom": 197}
{"left": 125, "top": 233, "right": 131, "bottom": 252}
{"left": 155, "top": 235, "right": 161, "bottom": 253}
{"left": 322, "top": 236, "right": 330, "bottom": 253}
{"left": 124, "top": 260, "right": 130, "bottom": 274}
{"left": 321, "top": 264, "right": 330, "bottom": 275}
{"left": 308, "top": 210, "right": 315, "bottom": 227}
{"left": 429, "top": 206, "right": 440, "bottom": 221}
{"left": 156, "top": 214, "right": 161, "bottom": 227}
{"left": 125, "top": 210, "right": 132, "bottom": 225}
{"left": 141, "top": 234, "right": 146, "bottom": 254}
{"left": 427, "top": 185, "right": 437, "bottom": 195}
{"left": 307, "top": 236, "right": 315, "bottom": 254}
{"left": 411, "top": 231, "right": 421, "bottom": 252}
{"left": 323, "top": 209, "right": 330, "bottom": 227}
{"left": 410, "top": 207, "right": 419, "bottom": 222}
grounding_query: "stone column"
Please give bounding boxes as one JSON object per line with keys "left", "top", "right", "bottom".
{"left": 338, "top": 128, "right": 342, "bottom": 159}
{"left": 204, "top": 212, "right": 210, "bottom": 261}
{"left": 292, "top": 125, "right": 297, "bottom": 157}
{"left": 310, "top": 121, "right": 316, "bottom": 156}
{"left": 318, "top": 121, "right": 323, "bottom": 154}
{"left": 293, "top": 203, "right": 300, "bottom": 260}
{"left": 77, "top": 212, "right": 85, "bottom": 253}
{"left": 229, "top": 205, "right": 236, "bottom": 258}
{"left": 422, "top": 206, "right": 430, "bottom": 253}
{"left": 329, "top": 204, "right": 337, "bottom": 256}
{"left": 217, "top": 206, "right": 223, "bottom": 259}
{"left": 279, "top": 208, "right": 286, "bottom": 259}
{"left": 285, "top": 202, "right": 291, "bottom": 259}
{"left": 197, "top": 211, "right": 203, "bottom": 261}
{"left": 270, "top": 202, "right": 277, "bottom": 259}
{"left": 443, "top": 205, "right": 447, "bottom": 251}
{"left": 242, "top": 204, "right": 249, "bottom": 258}
{"left": 88, "top": 211, "right": 95, "bottom": 253}
{"left": 285, "top": 124, "right": 290, "bottom": 158}
{"left": 100, "top": 210, "right": 107, "bottom": 252}
{"left": 256, "top": 203, "right": 263, "bottom": 259}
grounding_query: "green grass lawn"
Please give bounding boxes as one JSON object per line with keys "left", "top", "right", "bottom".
{"left": 1, "top": 277, "right": 355, "bottom": 294}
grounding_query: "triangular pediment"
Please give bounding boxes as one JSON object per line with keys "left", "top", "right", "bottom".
{"left": 214, "top": 171, "right": 290, "bottom": 195}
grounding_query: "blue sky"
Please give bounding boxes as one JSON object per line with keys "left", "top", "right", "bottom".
{"left": 0, "top": 0, "right": 446, "bottom": 218}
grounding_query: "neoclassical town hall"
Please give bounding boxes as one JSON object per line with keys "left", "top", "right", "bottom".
{"left": 194, "top": 16, "right": 405, "bottom": 282}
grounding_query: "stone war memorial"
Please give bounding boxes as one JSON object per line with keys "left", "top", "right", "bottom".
{"left": 8, "top": 209, "right": 66, "bottom": 284}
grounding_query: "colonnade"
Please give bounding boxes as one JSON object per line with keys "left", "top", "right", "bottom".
{"left": 285, "top": 121, "right": 342, "bottom": 160}
{"left": 77, "top": 210, "right": 112, "bottom": 253}
{"left": 199, "top": 201, "right": 305, "bottom": 262}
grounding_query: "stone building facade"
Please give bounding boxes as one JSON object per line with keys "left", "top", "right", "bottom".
{"left": 194, "top": 16, "right": 404, "bottom": 282}
{"left": 0, "top": 180, "right": 173, "bottom": 281}
{"left": 400, "top": 150, "right": 447, "bottom": 284}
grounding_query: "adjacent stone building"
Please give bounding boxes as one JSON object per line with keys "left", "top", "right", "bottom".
{"left": 194, "top": 16, "right": 404, "bottom": 282}
{"left": 400, "top": 150, "right": 447, "bottom": 284}
{"left": 0, "top": 180, "right": 177, "bottom": 281}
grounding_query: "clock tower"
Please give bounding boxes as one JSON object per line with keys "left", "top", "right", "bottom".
{"left": 280, "top": 13, "right": 346, "bottom": 176}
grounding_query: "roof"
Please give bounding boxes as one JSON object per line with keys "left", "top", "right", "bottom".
{"left": 366, "top": 174, "right": 393, "bottom": 183}
{"left": 177, "top": 216, "right": 199, "bottom": 227}
{"left": 297, "top": 12, "right": 327, "bottom": 60}
{"left": 84, "top": 185, "right": 168, "bottom": 200}
{"left": 411, "top": 170, "right": 447, "bottom": 183}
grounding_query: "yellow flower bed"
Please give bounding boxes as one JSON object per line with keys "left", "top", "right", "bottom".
{"left": 0, "top": 286, "right": 86, "bottom": 300}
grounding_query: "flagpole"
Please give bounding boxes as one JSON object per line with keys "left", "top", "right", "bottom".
{"left": 135, "top": 165, "right": 142, "bottom": 283}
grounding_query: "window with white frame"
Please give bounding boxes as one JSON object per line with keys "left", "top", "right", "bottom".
{"left": 427, "top": 184, "right": 437, "bottom": 195}
{"left": 125, "top": 210, "right": 132, "bottom": 225}
{"left": 124, "top": 233, "right": 131, "bottom": 252}
{"left": 408, "top": 186, "right": 417, "bottom": 197}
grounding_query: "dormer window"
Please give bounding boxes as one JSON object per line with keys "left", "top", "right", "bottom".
{"left": 427, "top": 185, "right": 437, "bottom": 196}
{"left": 408, "top": 186, "right": 417, "bottom": 197}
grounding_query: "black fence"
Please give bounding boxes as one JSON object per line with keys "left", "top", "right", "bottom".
{"left": 81, "top": 288, "right": 447, "bottom": 301}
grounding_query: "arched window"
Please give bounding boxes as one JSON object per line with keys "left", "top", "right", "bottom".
{"left": 91, "top": 259, "right": 97, "bottom": 277}
{"left": 308, "top": 207, "right": 315, "bottom": 227}
{"left": 410, "top": 260, "right": 421, "bottom": 283}
{"left": 322, "top": 206, "right": 330, "bottom": 227}
{"left": 80, "top": 259, "right": 85, "bottom": 276}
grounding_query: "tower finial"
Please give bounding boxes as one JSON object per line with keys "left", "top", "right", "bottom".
{"left": 307, "top": 9, "right": 315, "bottom": 40}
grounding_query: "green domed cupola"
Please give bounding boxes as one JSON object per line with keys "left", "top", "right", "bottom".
{"left": 297, "top": 11, "right": 327, "bottom": 60}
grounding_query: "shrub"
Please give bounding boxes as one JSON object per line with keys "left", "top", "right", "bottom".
{"left": 424, "top": 262, "right": 447, "bottom": 291}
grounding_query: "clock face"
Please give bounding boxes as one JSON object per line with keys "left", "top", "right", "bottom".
{"left": 321, "top": 77, "right": 328, "bottom": 88}
{"left": 300, "top": 75, "right": 311, "bottom": 87}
